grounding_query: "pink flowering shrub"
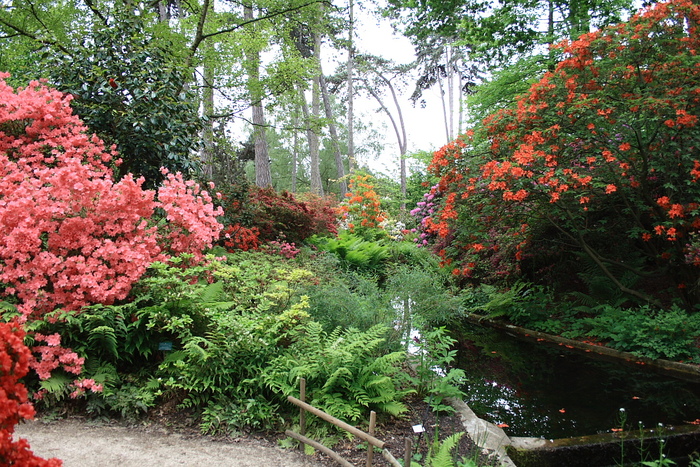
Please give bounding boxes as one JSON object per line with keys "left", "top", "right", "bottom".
{"left": 0, "top": 322, "right": 62, "bottom": 466}
{"left": 157, "top": 169, "right": 223, "bottom": 258}
{"left": 0, "top": 74, "right": 223, "bottom": 320}
{"left": 28, "top": 333, "right": 84, "bottom": 381}
{"left": 265, "top": 241, "right": 301, "bottom": 259}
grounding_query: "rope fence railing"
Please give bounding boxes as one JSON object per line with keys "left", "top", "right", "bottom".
{"left": 285, "top": 377, "right": 412, "bottom": 467}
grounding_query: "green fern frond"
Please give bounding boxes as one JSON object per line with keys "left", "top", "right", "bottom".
{"left": 200, "top": 281, "right": 224, "bottom": 303}
{"left": 428, "top": 432, "right": 464, "bottom": 467}
{"left": 376, "top": 400, "right": 408, "bottom": 417}
{"left": 39, "top": 373, "right": 72, "bottom": 395}
{"left": 162, "top": 350, "right": 187, "bottom": 364}
{"left": 87, "top": 325, "right": 118, "bottom": 359}
{"left": 183, "top": 337, "right": 212, "bottom": 361}
{"left": 323, "top": 367, "right": 352, "bottom": 389}
{"left": 352, "top": 389, "right": 371, "bottom": 407}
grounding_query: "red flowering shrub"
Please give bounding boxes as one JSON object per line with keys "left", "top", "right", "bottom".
{"left": 249, "top": 187, "right": 324, "bottom": 244}
{"left": 294, "top": 192, "right": 339, "bottom": 239}
{"left": 0, "top": 74, "right": 223, "bottom": 319}
{"left": 0, "top": 322, "right": 62, "bottom": 466}
{"left": 156, "top": 168, "right": 224, "bottom": 257}
{"left": 422, "top": 0, "right": 700, "bottom": 306}
{"left": 219, "top": 186, "right": 337, "bottom": 251}
{"left": 223, "top": 224, "right": 261, "bottom": 251}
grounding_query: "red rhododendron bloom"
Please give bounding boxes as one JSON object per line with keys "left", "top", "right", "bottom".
{"left": 0, "top": 323, "right": 62, "bottom": 466}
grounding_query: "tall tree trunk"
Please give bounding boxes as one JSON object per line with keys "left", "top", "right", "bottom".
{"left": 299, "top": 86, "right": 321, "bottom": 194}
{"left": 320, "top": 74, "right": 348, "bottom": 196}
{"left": 252, "top": 102, "right": 271, "bottom": 187}
{"left": 244, "top": 4, "right": 271, "bottom": 187}
{"left": 457, "top": 55, "right": 464, "bottom": 136}
{"left": 547, "top": 0, "right": 556, "bottom": 70}
{"left": 346, "top": 0, "right": 356, "bottom": 173}
{"left": 364, "top": 74, "right": 407, "bottom": 209}
{"left": 200, "top": 0, "right": 215, "bottom": 181}
{"left": 291, "top": 107, "right": 300, "bottom": 193}
{"left": 201, "top": 57, "right": 215, "bottom": 180}
{"left": 438, "top": 71, "right": 450, "bottom": 144}
{"left": 308, "top": 31, "right": 323, "bottom": 195}
{"left": 156, "top": 0, "right": 171, "bottom": 21}
{"left": 446, "top": 44, "right": 454, "bottom": 142}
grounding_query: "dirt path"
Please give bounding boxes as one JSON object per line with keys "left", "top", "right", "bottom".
{"left": 15, "top": 418, "right": 323, "bottom": 467}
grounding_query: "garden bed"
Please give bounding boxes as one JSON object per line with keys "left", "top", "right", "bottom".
{"left": 145, "top": 393, "right": 498, "bottom": 467}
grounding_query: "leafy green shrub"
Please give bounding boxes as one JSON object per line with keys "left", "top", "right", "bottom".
{"left": 463, "top": 282, "right": 556, "bottom": 328}
{"left": 47, "top": 12, "right": 202, "bottom": 187}
{"left": 575, "top": 305, "right": 700, "bottom": 362}
{"left": 100, "top": 379, "right": 160, "bottom": 420}
{"left": 20, "top": 251, "right": 322, "bottom": 429}
{"left": 25, "top": 303, "right": 156, "bottom": 372}
{"left": 305, "top": 274, "right": 393, "bottom": 333}
{"left": 147, "top": 255, "right": 317, "bottom": 433}
{"left": 20, "top": 301, "right": 159, "bottom": 416}
{"left": 385, "top": 240, "right": 437, "bottom": 267}
{"left": 200, "top": 395, "right": 281, "bottom": 435}
{"left": 408, "top": 327, "right": 466, "bottom": 414}
{"left": 386, "top": 265, "right": 464, "bottom": 328}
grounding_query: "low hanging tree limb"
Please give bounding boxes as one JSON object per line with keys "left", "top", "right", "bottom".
{"left": 186, "top": 0, "right": 330, "bottom": 68}
{"left": 0, "top": 16, "right": 72, "bottom": 56}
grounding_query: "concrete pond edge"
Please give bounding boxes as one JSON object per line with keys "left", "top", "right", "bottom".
{"left": 447, "top": 397, "right": 517, "bottom": 466}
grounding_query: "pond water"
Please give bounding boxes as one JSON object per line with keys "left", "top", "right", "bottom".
{"left": 453, "top": 321, "right": 700, "bottom": 439}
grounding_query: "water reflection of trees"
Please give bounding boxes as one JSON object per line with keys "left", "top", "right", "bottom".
{"left": 453, "top": 322, "right": 700, "bottom": 438}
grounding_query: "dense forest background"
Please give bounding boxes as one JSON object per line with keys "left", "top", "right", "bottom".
{"left": 0, "top": 0, "right": 639, "bottom": 198}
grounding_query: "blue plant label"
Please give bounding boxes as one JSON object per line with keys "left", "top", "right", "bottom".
{"left": 158, "top": 341, "right": 173, "bottom": 351}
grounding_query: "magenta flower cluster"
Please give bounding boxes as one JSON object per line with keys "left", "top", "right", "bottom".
{"left": 409, "top": 185, "right": 441, "bottom": 247}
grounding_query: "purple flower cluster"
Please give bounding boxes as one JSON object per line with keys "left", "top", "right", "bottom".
{"left": 409, "top": 185, "right": 442, "bottom": 247}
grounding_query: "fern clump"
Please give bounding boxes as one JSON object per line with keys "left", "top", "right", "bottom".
{"left": 309, "top": 232, "right": 389, "bottom": 275}
{"left": 263, "top": 323, "right": 413, "bottom": 424}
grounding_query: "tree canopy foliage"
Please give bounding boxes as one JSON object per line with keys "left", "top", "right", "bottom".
{"left": 47, "top": 13, "right": 202, "bottom": 187}
{"left": 0, "top": 0, "right": 346, "bottom": 189}
{"left": 386, "top": 0, "right": 636, "bottom": 69}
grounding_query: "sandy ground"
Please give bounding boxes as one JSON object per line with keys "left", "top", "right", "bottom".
{"left": 14, "top": 418, "right": 324, "bottom": 467}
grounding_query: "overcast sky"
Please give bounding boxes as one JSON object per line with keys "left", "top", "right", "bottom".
{"left": 350, "top": 5, "right": 447, "bottom": 175}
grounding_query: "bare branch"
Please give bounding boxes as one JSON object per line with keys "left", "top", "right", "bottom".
{"left": 82, "top": 0, "right": 109, "bottom": 26}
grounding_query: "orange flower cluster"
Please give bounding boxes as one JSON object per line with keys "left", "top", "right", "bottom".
{"left": 337, "top": 174, "right": 387, "bottom": 233}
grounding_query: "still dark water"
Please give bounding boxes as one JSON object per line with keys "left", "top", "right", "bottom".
{"left": 454, "top": 322, "right": 700, "bottom": 439}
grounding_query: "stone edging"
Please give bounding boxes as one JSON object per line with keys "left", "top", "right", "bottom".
{"left": 447, "top": 397, "right": 517, "bottom": 466}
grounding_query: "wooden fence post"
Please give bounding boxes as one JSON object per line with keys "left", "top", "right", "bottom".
{"left": 299, "top": 377, "right": 306, "bottom": 452}
{"left": 404, "top": 438, "right": 412, "bottom": 467}
{"left": 287, "top": 380, "right": 403, "bottom": 467}
{"left": 366, "top": 410, "right": 376, "bottom": 467}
